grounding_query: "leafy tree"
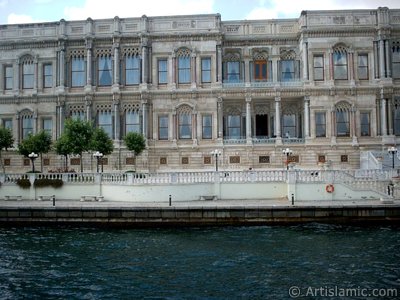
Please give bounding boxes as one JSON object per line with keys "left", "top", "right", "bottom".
{"left": 90, "top": 128, "right": 114, "bottom": 172}
{"left": 54, "top": 134, "right": 74, "bottom": 171}
{"left": 123, "top": 132, "right": 146, "bottom": 171}
{"left": 0, "top": 126, "right": 14, "bottom": 174}
{"left": 18, "top": 131, "right": 52, "bottom": 172}
{"left": 63, "top": 119, "right": 94, "bottom": 172}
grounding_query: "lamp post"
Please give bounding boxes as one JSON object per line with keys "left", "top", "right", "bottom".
{"left": 28, "top": 152, "right": 38, "bottom": 173}
{"left": 388, "top": 146, "right": 398, "bottom": 169}
{"left": 93, "top": 151, "right": 103, "bottom": 173}
{"left": 211, "top": 149, "right": 222, "bottom": 172}
{"left": 282, "top": 148, "right": 293, "bottom": 171}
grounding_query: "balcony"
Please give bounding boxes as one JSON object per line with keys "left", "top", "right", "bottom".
{"left": 282, "top": 137, "right": 305, "bottom": 144}
{"left": 253, "top": 136, "right": 276, "bottom": 144}
{"left": 223, "top": 137, "right": 247, "bottom": 144}
{"left": 222, "top": 79, "right": 303, "bottom": 89}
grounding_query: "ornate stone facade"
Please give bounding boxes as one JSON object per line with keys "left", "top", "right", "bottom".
{"left": 1, "top": 8, "right": 400, "bottom": 172}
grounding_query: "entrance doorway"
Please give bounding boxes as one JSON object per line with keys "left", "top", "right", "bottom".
{"left": 256, "top": 114, "right": 268, "bottom": 137}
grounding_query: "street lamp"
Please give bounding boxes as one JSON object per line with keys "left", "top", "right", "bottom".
{"left": 282, "top": 148, "right": 293, "bottom": 171}
{"left": 211, "top": 149, "right": 222, "bottom": 172}
{"left": 93, "top": 151, "right": 103, "bottom": 173}
{"left": 28, "top": 152, "right": 38, "bottom": 173}
{"left": 388, "top": 146, "right": 398, "bottom": 169}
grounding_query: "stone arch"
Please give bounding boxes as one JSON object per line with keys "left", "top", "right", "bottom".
{"left": 176, "top": 47, "right": 192, "bottom": 57}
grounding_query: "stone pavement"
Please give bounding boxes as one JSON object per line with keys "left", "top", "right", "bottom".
{"left": 0, "top": 198, "right": 399, "bottom": 208}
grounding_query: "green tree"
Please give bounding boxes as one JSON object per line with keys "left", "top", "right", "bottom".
{"left": 90, "top": 128, "right": 114, "bottom": 172}
{"left": 123, "top": 132, "right": 146, "bottom": 171}
{"left": 63, "top": 119, "right": 94, "bottom": 172}
{"left": 0, "top": 126, "right": 14, "bottom": 174}
{"left": 18, "top": 131, "right": 52, "bottom": 172}
{"left": 54, "top": 134, "right": 74, "bottom": 171}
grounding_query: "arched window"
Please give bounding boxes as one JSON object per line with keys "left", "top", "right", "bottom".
{"left": 98, "top": 108, "right": 113, "bottom": 138}
{"left": 177, "top": 48, "right": 191, "bottom": 84}
{"left": 125, "top": 109, "right": 141, "bottom": 134}
{"left": 335, "top": 102, "right": 351, "bottom": 137}
{"left": 223, "top": 52, "right": 241, "bottom": 83}
{"left": 69, "top": 50, "right": 86, "bottom": 87}
{"left": 177, "top": 105, "right": 192, "bottom": 139}
{"left": 278, "top": 50, "right": 299, "bottom": 82}
{"left": 20, "top": 55, "right": 34, "bottom": 89}
{"left": 252, "top": 50, "right": 271, "bottom": 81}
{"left": 333, "top": 44, "right": 348, "bottom": 80}
{"left": 97, "top": 49, "right": 112, "bottom": 86}
{"left": 123, "top": 48, "right": 141, "bottom": 85}
{"left": 19, "top": 110, "right": 34, "bottom": 140}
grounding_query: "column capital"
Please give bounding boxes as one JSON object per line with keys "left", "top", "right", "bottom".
{"left": 275, "top": 96, "right": 281, "bottom": 102}
{"left": 304, "top": 95, "right": 310, "bottom": 102}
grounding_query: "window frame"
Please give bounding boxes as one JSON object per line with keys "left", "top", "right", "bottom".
{"left": 22, "top": 116, "right": 33, "bottom": 140}
{"left": 313, "top": 54, "right": 324, "bottom": 81}
{"left": 315, "top": 112, "right": 326, "bottom": 138}
{"left": 254, "top": 60, "right": 268, "bottom": 81}
{"left": 98, "top": 56, "right": 112, "bottom": 86}
{"left": 202, "top": 114, "right": 212, "bottom": 139}
{"left": 4, "top": 65, "right": 13, "bottom": 90}
{"left": 178, "top": 113, "right": 192, "bottom": 139}
{"left": 158, "top": 58, "right": 168, "bottom": 84}
{"left": 336, "top": 110, "right": 350, "bottom": 137}
{"left": 98, "top": 110, "right": 113, "bottom": 138}
{"left": 201, "top": 57, "right": 211, "bottom": 83}
{"left": 43, "top": 63, "right": 53, "bottom": 88}
{"left": 360, "top": 112, "right": 371, "bottom": 136}
{"left": 42, "top": 118, "right": 53, "bottom": 136}
{"left": 71, "top": 57, "right": 85, "bottom": 87}
{"left": 357, "top": 53, "right": 369, "bottom": 80}
{"left": 125, "top": 110, "right": 141, "bottom": 134}
{"left": 178, "top": 56, "right": 191, "bottom": 84}
{"left": 333, "top": 51, "right": 348, "bottom": 80}
{"left": 125, "top": 55, "right": 141, "bottom": 85}
{"left": 158, "top": 115, "right": 169, "bottom": 140}
{"left": 22, "top": 62, "right": 34, "bottom": 89}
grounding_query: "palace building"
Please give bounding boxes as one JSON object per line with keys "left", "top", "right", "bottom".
{"left": 0, "top": 7, "right": 399, "bottom": 172}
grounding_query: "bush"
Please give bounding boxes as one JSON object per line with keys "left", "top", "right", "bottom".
{"left": 16, "top": 178, "right": 31, "bottom": 189}
{"left": 34, "top": 178, "right": 64, "bottom": 188}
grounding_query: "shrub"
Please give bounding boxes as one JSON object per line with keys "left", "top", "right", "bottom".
{"left": 16, "top": 178, "right": 31, "bottom": 189}
{"left": 34, "top": 178, "right": 64, "bottom": 188}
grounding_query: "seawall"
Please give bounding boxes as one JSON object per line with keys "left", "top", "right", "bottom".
{"left": 1, "top": 205, "right": 400, "bottom": 227}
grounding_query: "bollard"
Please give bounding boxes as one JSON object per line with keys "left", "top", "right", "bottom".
{"left": 169, "top": 195, "right": 172, "bottom": 206}
{"left": 291, "top": 193, "right": 294, "bottom": 206}
{"left": 52, "top": 195, "right": 55, "bottom": 207}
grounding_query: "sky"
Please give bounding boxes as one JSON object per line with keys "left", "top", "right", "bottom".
{"left": 0, "top": 0, "right": 399, "bottom": 25}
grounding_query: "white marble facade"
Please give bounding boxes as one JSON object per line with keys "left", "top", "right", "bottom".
{"left": 1, "top": 7, "right": 400, "bottom": 172}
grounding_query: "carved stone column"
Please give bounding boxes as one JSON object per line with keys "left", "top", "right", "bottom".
{"left": 58, "top": 42, "right": 65, "bottom": 88}
{"left": 85, "top": 39, "right": 92, "bottom": 87}
{"left": 304, "top": 96, "right": 310, "bottom": 138}
{"left": 385, "top": 40, "right": 391, "bottom": 78}
{"left": 302, "top": 41, "right": 309, "bottom": 81}
{"left": 113, "top": 41, "right": 120, "bottom": 86}
{"left": 246, "top": 96, "right": 252, "bottom": 143}
{"left": 217, "top": 44, "right": 222, "bottom": 84}
{"left": 141, "top": 38, "right": 148, "bottom": 85}
{"left": 191, "top": 50, "right": 197, "bottom": 89}
{"left": 113, "top": 94, "right": 120, "bottom": 141}
{"left": 329, "top": 50, "right": 334, "bottom": 81}
{"left": 141, "top": 95, "right": 148, "bottom": 139}
{"left": 85, "top": 95, "right": 92, "bottom": 122}
{"left": 217, "top": 97, "right": 223, "bottom": 140}
{"left": 379, "top": 39, "right": 385, "bottom": 78}
{"left": 33, "top": 57, "right": 38, "bottom": 91}
{"left": 275, "top": 96, "right": 281, "bottom": 140}
{"left": 381, "top": 97, "right": 387, "bottom": 136}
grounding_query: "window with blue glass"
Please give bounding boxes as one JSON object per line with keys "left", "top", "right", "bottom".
{"left": 43, "top": 64, "right": 53, "bottom": 88}
{"left": 71, "top": 57, "right": 85, "bottom": 87}
{"left": 158, "top": 59, "right": 168, "bottom": 84}
{"left": 98, "top": 111, "right": 113, "bottom": 138}
{"left": 201, "top": 58, "right": 211, "bottom": 83}
{"left": 125, "top": 55, "right": 140, "bottom": 85}
{"left": 333, "top": 51, "right": 348, "bottom": 80}
{"left": 22, "top": 63, "right": 34, "bottom": 89}
{"left": 125, "top": 110, "right": 141, "bottom": 134}
{"left": 98, "top": 56, "right": 112, "bottom": 86}
{"left": 178, "top": 56, "right": 190, "bottom": 84}
{"left": 226, "top": 61, "right": 240, "bottom": 83}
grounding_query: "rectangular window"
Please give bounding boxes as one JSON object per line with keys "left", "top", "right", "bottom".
{"left": 178, "top": 56, "right": 190, "bottom": 83}
{"left": 202, "top": 115, "right": 212, "bottom": 139}
{"left": 227, "top": 115, "right": 241, "bottom": 138}
{"left": 357, "top": 54, "right": 368, "bottom": 80}
{"left": 125, "top": 55, "right": 140, "bottom": 85}
{"left": 2, "top": 119, "right": 12, "bottom": 130}
{"left": 158, "top": 115, "right": 168, "bottom": 140}
{"left": 336, "top": 111, "right": 350, "bottom": 137}
{"left": 226, "top": 61, "right": 240, "bottom": 82}
{"left": 360, "top": 112, "right": 370, "bottom": 136}
{"left": 71, "top": 111, "right": 85, "bottom": 121}
{"left": 282, "top": 114, "right": 296, "bottom": 137}
{"left": 315, "top": 112, "right": 326, "bottom": 137}
{"left": 22, "top": 116, "right": 33, "bottom": 139}
{"left": 333, "top": 52, "right": 348, "bottom": 80}
{"left": 98, "top": 56, "right": 112, "bottom": 86}
{"left": 393, "top": 45, "right": 400, "bottom": 78}
{"left": 254, "top": 60, "right": 268, "bottom": 80}
{"left": 23, "top": 63, "right": 34, "bottom": 89}
{"left": 201, "top": 57, "right": 211, "bottom": 83}
{"left": 5, "top": 65, "right": 13, "bottom": 90}
{"left": 179, "top": 114, "right": 192, "bottom": 139}
{"left": 280, "top": 60, "right": 299, "bottom": 82}
{"left": 98, "top": 111, "right": 113, "bottom": 138}
{"left": 126, "top": 111, "right": 141, "bottom": 134}
{"left": 43, "top": 63, "right": 53, "bottom": 88}
{"left": 43, "top": 118, "right": 52, "bottom": 136}
{"left": 71, "top": 57, "right": 85, "bottom": 87}
{"left": 313, "top": 55, "right": 324, "bottom": 81}
{"left": 158, "top": 59, "right": 168, "bottom": 84}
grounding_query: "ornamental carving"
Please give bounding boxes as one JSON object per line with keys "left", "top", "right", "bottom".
{"left": 122, "top": 103, "right": 141, "bottom": 112}
{"left": 176, "top": 47, "right": 191, "bottom": 57}
{"left": 95, "top": 48, "right": 112, "bottom": 57}
{"left": 122, "top": 47, "right": 141, "bottom": 57}
{"left": 332, "top": 43, "right": 349, "bottom": 54}
{"left": 223, "top": 51, "right": 241, "bottom": 62}
{"left": 252, "top": 50, "right": 268, "bottom": 60}
{"left": 67, "top": 49, "right": 85, "bottom": 58}
{"left": 280, "top": 49, "right": 296, "bottom": 60}
{"left": 95, "top": 104, "right": 112, "bottom": 111}
{"left": 176, "top": 104, "right": 193, "bottom": 114}
{"left": 335, "top": 101, "right": 352, "bottom": 112}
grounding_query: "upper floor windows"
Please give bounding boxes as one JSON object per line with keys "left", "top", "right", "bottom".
{"left": 4, "top": 65, "right": 13, "bottom": 90}
{"left": 201, "top": 57, "right": 211, "bottom": 83}
{"left": 278, "top": 50, "right": 299, "bottom": 82}
{"left": 98, "top": 55, "right": 112, "bottom": 86}
{"left": 223, "top": 52, "right": 242, "bottom": 83}
{"left": 313, "top": 55, "right": 324, "bottom": 81}
{"left": 177, "top": 48, "right": 191, "bottom": 84}
{"left": 392, "top": 42, "right": 400, "bottom": 79}
{"left": 71, "top": 56, "right": 85, "bottom": 87}
{"left": 357, "top": 54, "right": 368, "bottom": 80}
{"left": 158, "top": 59, "right": 168, "bottom": 84}
{"left": 43, "top": 63, "right": 53, "bottom": 88}
{"left": 125, "top": 55, "right": 141, "bottom": 85}
{"left": 251, "top": 50, "right": 272, "bottom": 81}
{"left": 21, "top": 56, "right": 34, "bottom": 89}
{"left": 333, "top": 45, "right": 348, "bottom": 80}
{"left": 177, "top": 105, "right": 192, "bottom": 139}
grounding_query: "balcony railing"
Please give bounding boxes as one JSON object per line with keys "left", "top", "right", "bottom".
{"left": 222, "top": 79, "right": 303, "bottom": 88}
{"left": 253, "top": 136, "right": 276, "bottom": 144}
{"left": 282, "top": 137, "right": 305, "bottom": 144}
{"left": 223, "top": 137, "right": 247, "bottom": 144}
